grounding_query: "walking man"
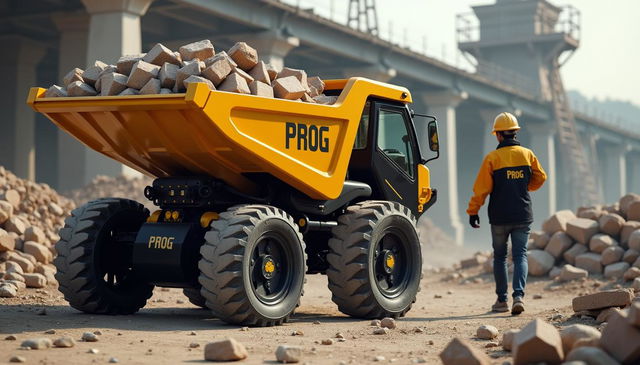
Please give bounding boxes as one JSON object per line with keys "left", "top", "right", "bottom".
{"left": 467, "top": 112, "right": 547, "bottom": 315}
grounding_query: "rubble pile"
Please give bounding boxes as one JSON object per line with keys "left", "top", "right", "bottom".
{"left": 64, "top": 174, "right": 154, "bottom": 211}
{"left": 44, "top": 40, "right": 338, "bottom": 105}
{"left": 0, "top": 167, "right": 75, "bottom": 298}
{"left": 527, "top": 193, "right": 640, "bottom": 284}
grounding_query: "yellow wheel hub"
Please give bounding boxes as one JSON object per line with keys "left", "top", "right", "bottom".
{"left": 385, "top": 254, "right": 395, "bottom": 270}
{"left": 264, "top": 260, "right": 276, "bottom": 274}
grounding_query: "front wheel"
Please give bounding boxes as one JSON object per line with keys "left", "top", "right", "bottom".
{"left": 54, "top": 198, "right": 154, "bottom": 314}
{"left": 198, "top": 205, "right": 306, "bottom": 326}
{"left": 327, "top": 201, "right": 422, "bottom": 318}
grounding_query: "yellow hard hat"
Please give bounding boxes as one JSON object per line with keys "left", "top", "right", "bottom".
{"left": 492, "top": 112, "right": 520, "bottom": 135}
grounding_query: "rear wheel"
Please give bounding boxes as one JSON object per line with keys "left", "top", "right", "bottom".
{"left": 327, "top": 201, "right": 421, "bottom": 318}
{"left": 54, "top": 198, "right": 153, "bottom": 314}
{"left": 198, "top": 205, "right": 306, "bottom": 326}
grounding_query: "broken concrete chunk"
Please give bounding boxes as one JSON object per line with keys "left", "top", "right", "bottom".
{"left": 572, "top": 289, "right": 634, "bottom": 312}
{"left": 183, "top": 75, "right": 215, "bottom": 91}
{"left": 143, "top": 43, "right": 181, "bottom": 66}
{"left": 21, "top": 338, "right": 52, "bottom": 350}
{"left": 218, "top": 73, "right": 250, "bottom": 94}
{"left": 116, "top": 54, "right": 145, "bottom": 75}
{"left": 100, "top": 73, "right": 128, "bottom": 96}
{"left": 228, "top": 42, "right": 259, "bottom": 71}
{"left": 301, "top": 93, "right": 316, "bottom": 103}
{"left": 589, "top": 234, "right": 618, "bottom": 254}
{"left": 559, "top": 324, "right": 601, "bottom": 354}
{"left": 273, "top": 76, "right": 306, "bottom": 100}
{"left": 204, "top": 51, "right": 237, "bottom": 68}
{"left": 44, "top": 85, "right": 67, "bottom": 98}
{"left": 249, "top": 81, "right": 274, "bottom": 98}
{"left": 502, "top": 329, "right": 519, "bottom": 351}
{"left": 126, "top": 61, "right": 160, "bottom": 89}
{"left": 139, "top": 78, "right": 161, "bottom": 95}
{"left": 313, "top": 95, "right": 338, "bottom": 105}
{"left": 559, "top": 264, "right": 588, "bottom": 282}
{"left": 95, "top": 65, "right": 117, "bottom": 92}
{"left": 527, "top": 249, "right": 555, "bottom": 276}
{"left": 307, "top": 76, "right": 325, "bottom": 95}
{"left": 575, "top": 252, "right": 603, "bottom": 274}
{"left": 67, "top": 81, "right": 97, "bottom": 97}
{"left": 265, "top": 63, "right": 279, "bottom": 81}
{"left": 234, "top": 68, "right": 255, "bottom": 84}
{"left": 604, "top": 262, "right": 630, "bottom": 279}
{"left": 600, "top": 213, "right": 626, "bottom": 236}
{"left": 159, "top": 63, "right": 179, "bottom": 89}
{"left": 202, "top": 58, "right": 233, "bottom": 86}
{"left": 275, "top": 345, "right": 302, "bottom": 363}
{"left": 512, "top": 319, "right": 564, "bottom": 365}
{"left": 119, "top": 88, "right": 139, "bottom": 96}
{"left": 81, "top": 61, "right": 108, "bottom": 87}
{"left": 566, "top": 218, "right": 600, "bottom": 244}
{"left": 174, "top": 61, "right": 202, "bottom": 92}
{"left": 63, "top": 68, "right": 84, "bottom": 87}
{"left": 278, "top": 67, "right": 310, "bottom": 92}
{"left": 563, "top": 244, "right": 588, "bottom": 265}
{"left": 23, "top": 273, "right": 46, "bottom": 288}
{"left": 546, "top": 231, "right": 574, "bottom": 258}
{"left": 204, "top": 338, "right": 248, "bottom": 361}
{"left": 542, "top": 209, "right": 576, "bottom": 234}
{"left": 248, "top": 61, "right": 271, "bottom": 85}
{"left": 476, "top": 325, "right": 498, "bottom": 340}
{"left": 602, "top": 246, "right": 625, "bottom": 266}
{"left": 159, "top": 88, "right": 172, "bottom": 94}
{"left": 179, "top": 39, "right": 215, "bottom": 62}
{"left": 600, "top": 310, "right": 640, "bottom": 364}
{"left": 439, "top": 337, "right": 491, "bottom": 365}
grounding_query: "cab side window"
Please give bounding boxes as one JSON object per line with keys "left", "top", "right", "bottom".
{"left": 377, "top": 109, "right": 414, "bottom": 178}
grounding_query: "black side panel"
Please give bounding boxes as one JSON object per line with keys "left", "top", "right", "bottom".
{"left": 132, "top": 223, "right": 205, "bottom": 287}
{"left": 289, "top": 180, "right": 372, "bottom": 216}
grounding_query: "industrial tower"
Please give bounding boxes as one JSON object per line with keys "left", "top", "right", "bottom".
{"left": 457, "top": 0, "right": 601, "bottom": 207}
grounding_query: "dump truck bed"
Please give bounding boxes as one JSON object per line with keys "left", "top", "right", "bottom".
{"left": 28, "top": 78, "right": 412, "bottom": 200}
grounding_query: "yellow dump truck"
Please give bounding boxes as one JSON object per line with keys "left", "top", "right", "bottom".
{"left": 28, "top": 77, "right": 439, "bottom": 326}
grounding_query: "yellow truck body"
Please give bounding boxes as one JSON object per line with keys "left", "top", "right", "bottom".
{"left": 28, "top": 78, "right": 413, "bottom": 201}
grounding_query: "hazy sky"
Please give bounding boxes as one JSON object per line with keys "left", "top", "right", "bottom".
{"left": 292, "top": 0, "right": 640, "bottom": 105}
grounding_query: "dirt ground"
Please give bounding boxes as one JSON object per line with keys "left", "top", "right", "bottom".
{"left": 0, "top": 266, "right": 616, "bottom": 365}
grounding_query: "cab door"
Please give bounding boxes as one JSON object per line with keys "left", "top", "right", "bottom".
{"left": 372, "top": 102, "right": 420, "bottom": 215}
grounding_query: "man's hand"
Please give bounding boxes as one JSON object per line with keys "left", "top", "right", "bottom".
{"left": 469, "top": 215, "right": 480, "bottom": 228}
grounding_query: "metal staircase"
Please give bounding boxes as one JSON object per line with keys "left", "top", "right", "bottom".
{"left": 347, "top": 0, "right": 379, "bottom": 36}
{"left": 548, "top": 60, "right": 602, "bottom": 206}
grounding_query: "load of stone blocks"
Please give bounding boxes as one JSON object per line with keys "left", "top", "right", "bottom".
{"left": 527, "top": 192, "right": 640, "bottom": 286}
{"left": 44, "top": 40, "right": 338, "bottom": 105}
{"left": 0, "top": 166, "right": 75, "bottom": 298}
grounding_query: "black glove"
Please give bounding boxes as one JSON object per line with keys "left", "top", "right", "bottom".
{"left": 469, "top": 215, "right": 480, "bottom": 228}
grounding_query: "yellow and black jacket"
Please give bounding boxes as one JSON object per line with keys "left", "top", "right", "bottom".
{"left": 467, "top": 139, "right": 547, "bottom": 225}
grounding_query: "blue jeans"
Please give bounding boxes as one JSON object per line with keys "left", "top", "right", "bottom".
{"left": 491, "top": 224, "right": 531, "bottom": 302}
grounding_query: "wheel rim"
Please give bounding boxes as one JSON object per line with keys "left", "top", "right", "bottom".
{"left": 95, "top": 211, "right": 142, "bottom": 291}
{"left": 249, "top": 232, "right": 294, "bottom": 305}
{"left": 373, "top": 228, "right": 412, "bottom": 298}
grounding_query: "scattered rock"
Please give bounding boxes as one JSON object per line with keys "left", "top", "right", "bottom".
{"left": 602, "top": 246, "right": 625, "bottom": 266}
{"left": 373, "top": 355, "right": 386, "bottom": 361}
{"left": 546, "top": 232, "right": 574, "bottom": 258}
{"left": 600, "top": 310, "right": 640, "bottom": 364}
{"left": 502, "top": 329, "right": 519, "bottom": 351}
{"left": 53, "top": 337, "right": 75, "bottom": 348}
{"left": 439, "top": 337, "right": 491, "bottom": 365}
{"left": 628, "top": 302, "right": 640, "bottom": 328}
{"left": 373, "top": 328, "right": 389, "bottom": 335}
{"left": 559, "top": 324, "right": 601, "bottom": 354}
{"left": 596, "top": 307, "right": 621, "bottom": 324}
{"left": 82, "top": 332, "right": 99, "bottom": 342}
{"left": 572, "top": 290, "right": 634, "bottom": 312}
{"left": 560, "top": 264, "right": 589, "bottom": 282}
{"left": 9, "top": 356, "right": 26, "bottom": 363}
{"left": 5, "top": 335, "right": 17, "bottom": 340}
{"left": 275, "top": 345, "right": 302, "bottom": 363}
{"left": 370, "top": 319, "right": 381, "bottom": 326}
{"left": 512, "top": 319, "right": 564, "bottom": 365}
{"left": 543, "top": 210, "right": 576, "bottom": 234}
{"left": 204, "top": 338, "right": 248, "bottom": 361}
{"left": 566, "top": 218, "right": 600, "bottom": 245}
{"left": 380, "top": 317, "right": 396, "bottom": 329}
{"left": 528, "top": 250, "right": 555, "bottom": 276}
{"left": 565, "top": 346, "right": 620, "bottom": 365}
{"left": 321, "top": 339, "right": 334, "bottom": 345}
{"left": 604, "top": 262, "right": 630, "bottom": 279}
{"left": 564, "top": 244, "right": 588, "bottom": 265}
{"left": 575, "top": 253, "right": 604, "bottom": 274}
{"left": 589, "top": 234, "right": 618, "bottom": 254}
{"left": 476, "top": 325, "right": 499, "bottom": 340}
{"left": 599, "top": 213, "right": 625, "bottom": 236}
{"left": 20, "top": 338, "right": 52, "bottom": 350}
{"left": 189, "top": 342, "right": 200, "bottom": 348}
{"left": 88, "top": 348, "right": 99, "bottom": 354}
{"left": 108, "top": 357, "right": 119, "bottom": 363}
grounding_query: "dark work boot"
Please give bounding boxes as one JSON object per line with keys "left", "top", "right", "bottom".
{"left": 511, "top": 296, "right": 525, "bottom": 315}
{"left": 491, "top": 300, "right": 509, "bottom": 313}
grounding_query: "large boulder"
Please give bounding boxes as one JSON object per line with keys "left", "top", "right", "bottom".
{"left": 512, "top": 319, "right": 564, "bottom": 365}
{"left": 601, "top": 246, "right": 625, "bottom": 266}
{"left": 531, "top": 231, "right": 551, "bottom": 249}
{"left": 604, "top": 262, "right": 630, "bottom": 279}
{"left": 575, "top": 253, "right": 603, "bottom": 274}
{"left": 528, "top": 250, "right": 555, "bottom": 276}
{"left": 572, "top": 290, "right": 634, "bottom": 312}
{"left": 589, "top": 234, "right": 618, "bottom": 253}
{"left": 542, "top": 210, "right": 576, "bottom": 234}
{"left": 623, "top": 249, "right": 640, "bottom": 264}
{"left": 620, "top": 193, "right": 640, "bottom": 217}
{"left": 566, "top": 218, "right": 600, "bottom": 244}
{"left": 545, "top": 232, "right": 574, "bottom": 258}
{"left": 599, "top": 213, "right": 625, "bottom": 236}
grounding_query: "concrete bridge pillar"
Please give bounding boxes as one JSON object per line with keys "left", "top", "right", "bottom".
{"left": 479, "top": 109, "right": 502, "bottom": 156}
{"left": 420, "top": 90, "right": 467, "bottom": 245}
{"left": 527, "top": 122, "right": 557, "bottom": 226}
{"left": 0, "top": 35, "right": 46, "bottom": 181}
{"left": 52, "top": 12, "right": 90, "bottom": 192}
{"left": 241, "top": 31, "right": 299, "bottom": 72}
{"left": 599, "top": 142, "right": 629, "bottom": 203}
{"left": 628, "top": 151, "right": 640, "bottom": 194}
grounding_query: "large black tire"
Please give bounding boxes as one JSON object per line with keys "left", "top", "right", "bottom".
{"left": 183, "top": 287, "right": 207, "bottom": 308}
{"left": 327, "top": 201, "right": 422, "bottom": 319}
{"left": 198, "top": 205, "right": 306, "bottom": 326}
{"left": 54, "top": 198, "right": 154, "bottom": 314}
